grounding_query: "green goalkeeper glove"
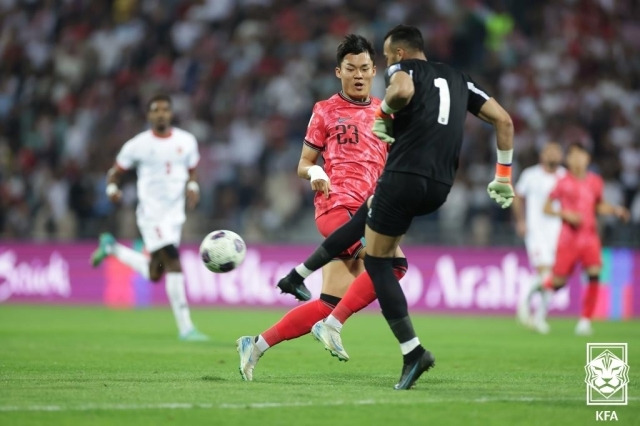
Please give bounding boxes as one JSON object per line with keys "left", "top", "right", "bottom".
{"left": 372, "top": 106, "right": 395, "bottom": 144}
{"left": 487, "top": 163, "right": 514, "bottom": 209}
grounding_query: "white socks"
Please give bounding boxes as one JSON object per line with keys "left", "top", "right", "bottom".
{"left": 112, "top": 243, "right": 194, "bottom": 336}
{"left": 295, "top": 264, "right": 314, "bottom": 279}
{"left": 166, "top": 272, "right": 194, "bottom": 336}
{"left": 536, "top": 289, "right": 552, "bottom": 323}
{"left": 113, "top": 243, "right": 150, "bottom": 280}
{"left": 255, "top": 335, "right": 270, "bottom": 353}
{"left": 400, "top": 337, "right": 421, "bottom": 355}
{"left": 324, "top": 314, "right": 343, "bottom": 331}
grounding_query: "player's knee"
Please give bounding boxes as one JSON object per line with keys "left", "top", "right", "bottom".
{"left": 319, "top": 293, "right": 341, "bottom": 309}
{"left": 149, "top": 268, "right": 163, "bottom": 282}
{"left": 364, "top": 255, "right": 394, "bottom": 287}
{"left": 161, "top": 244, "right": 180, "bottom": 260}
{"left": 392, "top": 257, "right": 408, "bottom": 279}
{"left": 551, "top": 276, "right": 567, "bottom": 290}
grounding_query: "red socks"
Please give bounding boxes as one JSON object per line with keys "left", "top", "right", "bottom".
{"left": 261, "top": 259, "right": 409, "bottom": 347}
{"left": 261, "top": 299, "right": 333, "bottom": 346}
{"left": 581, "top": 282, "right": 600, "bottom": 319}
{"left": 331, "top": 272, "right": 377, "bottom": 323}
{"left": 331, "top": 263, "right": 408, "bottom": 324}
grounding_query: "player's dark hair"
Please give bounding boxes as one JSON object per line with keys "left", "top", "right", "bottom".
{"left": 384, "top": 25, "right": 425, "bottom": 52}
{"left": 336, "top": 34, "right": 375, "bottom": 66}
{"left": 567, "top": 142, "right": 590, "bottom": 154}
{"left": 147, "top": 94, "right": 172, "bottom": 111}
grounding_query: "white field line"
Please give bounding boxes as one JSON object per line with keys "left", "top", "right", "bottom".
{"left": 1, "top": 396, "right": 637, "bottom": 412}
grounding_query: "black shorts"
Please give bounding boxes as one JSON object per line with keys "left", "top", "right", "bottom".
{"left": 366, "top": 171, "right": 451, "bottom": 236}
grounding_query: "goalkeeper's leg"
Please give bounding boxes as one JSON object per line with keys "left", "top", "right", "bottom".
{"left": 277, "top": 198, "right": 370, "bottom": 300}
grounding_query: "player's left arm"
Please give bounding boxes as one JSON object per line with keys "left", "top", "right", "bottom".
{"left": 596, "top": 201, "right": 630, "bottom": 222}
{"left": 186, "top": 168, "right": 199, "bottom": 209}
{"left": 185, "top": 137, "right": 200, "bottom": 209}
{"left": 592, "top": 176, "right": 629, "bottom": 222}
{"left": 477, "top": 98, "right": 515, "bottom": 209}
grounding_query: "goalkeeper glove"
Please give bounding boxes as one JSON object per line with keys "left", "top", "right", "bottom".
{"left": 487, "top": 163, "right": 514, "bottom": 209}
{"left": 372, "top": 101, "right": 396, "bottom": 144}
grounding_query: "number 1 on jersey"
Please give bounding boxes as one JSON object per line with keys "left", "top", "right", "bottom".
{"left": 434, "top": 78, "right": 450, "bottom": 125}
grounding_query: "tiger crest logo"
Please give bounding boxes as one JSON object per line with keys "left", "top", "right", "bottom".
{"left": 585, "top": 344, "right": 629, "bottom": 405}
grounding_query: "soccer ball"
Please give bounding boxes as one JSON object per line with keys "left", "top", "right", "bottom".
{"left": 199, "top": 230, "right": 247, "bottom": 273}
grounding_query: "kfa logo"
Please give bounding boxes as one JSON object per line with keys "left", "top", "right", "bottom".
{"left": 595, "top": 411, "right": 618, "bottom": 421}
{"left": 585, "top": 343, "right": 629, "bottom": 406}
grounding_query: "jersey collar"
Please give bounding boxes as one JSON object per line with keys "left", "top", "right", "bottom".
{"left": 338, "top": 91, "right": 371, "bottom": 106}
{"left": 152, "top": 128, "right": 173, "bottom": 139}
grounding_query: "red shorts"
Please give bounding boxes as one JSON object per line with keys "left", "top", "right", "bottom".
{"left": 315, "top": 206, "right": 365, "bottom": 260}
{"left": 552, "top": 231, "right": 602, "bottom": 277}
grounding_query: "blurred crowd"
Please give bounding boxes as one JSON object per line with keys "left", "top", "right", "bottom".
{"left": 0, "top": 0, "right": 639, "bottom": 246}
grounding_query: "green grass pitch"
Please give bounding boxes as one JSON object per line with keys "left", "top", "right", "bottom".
{"left": 0, "top": 305, "right": 638, "bottom": 426}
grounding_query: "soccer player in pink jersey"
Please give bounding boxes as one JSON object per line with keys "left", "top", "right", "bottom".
{"left": 236, "top": 35, "right": 407, "bottom": 381}
{"left": 542, "top": 143, "right": 629, "bottom": 335}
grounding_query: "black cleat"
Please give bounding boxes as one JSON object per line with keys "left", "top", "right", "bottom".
{"left": 276, "top": 272, "right": 312, "bottom": 301}
{"left": 394, "top": 350, "right": 435, "bottom": 390}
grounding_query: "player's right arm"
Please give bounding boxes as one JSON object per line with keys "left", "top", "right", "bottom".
{"left": 105, "top": 166, "right": 125, "bottom": 203}
{"left": 298, "top": 145, "right": 330, "bottom": 199}
{"left": 300, "top": 105, "right": 330, "bottom": 199}
{"left": 107, "top": 138, "right": 138, "bottom": 203}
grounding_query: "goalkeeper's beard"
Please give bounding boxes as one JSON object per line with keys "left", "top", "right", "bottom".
{"left": 546, "top": 161, "right": 560, "bottom": 171}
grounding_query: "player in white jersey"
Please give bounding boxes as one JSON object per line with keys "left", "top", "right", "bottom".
{"left": 90, "top": 94, "right": 208, "bottom": 341}
{"left": 513, "top": 142, "right": 565, "bottom": 333}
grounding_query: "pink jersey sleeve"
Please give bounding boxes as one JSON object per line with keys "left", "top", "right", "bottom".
{"left": 304, "top": 103, "right": 327, "bottom": 151}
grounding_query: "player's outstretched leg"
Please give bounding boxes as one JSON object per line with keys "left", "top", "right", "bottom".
{"left": 276, "top": 269, "right": 312, "bottom": 302}
{"left": 236, "top": 336, "right": 263, "bottom": 381}
{"left": 90, "top": 232, "right": 116, "bottom": 267}
{"left": 311, "top": 320, "right": 349, "bottom": 361}
{"left": 394, "top": 350, "right": 436, "bottom": 390}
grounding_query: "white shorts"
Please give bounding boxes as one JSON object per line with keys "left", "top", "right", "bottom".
{"left": 525, "top": 234, "right": 558, "bottom": 268}
{"left": 138, "top": 221, "right": 183, "bottom": 253}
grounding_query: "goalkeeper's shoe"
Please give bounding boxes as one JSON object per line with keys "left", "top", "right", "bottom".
{"left": 90, "top": 232, "right": 116, "bottom": 267}
{"left": 179, "top": 328, "right": 209, "bottom": 342}
{"left": 311, "top": 320, "right": 349, "bottom": 361}
{"left": 394, "top": 349, "right": 435, "bottom": 390}
{"left": 276, "top": 270, "right": 312, "bottom": 302}
{"left": 236, "top": 336, "right": 263, "bottom": 381}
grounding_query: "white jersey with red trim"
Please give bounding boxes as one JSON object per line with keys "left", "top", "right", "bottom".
{"left": 116, "top": 127, "right": 199, "bottom": 226}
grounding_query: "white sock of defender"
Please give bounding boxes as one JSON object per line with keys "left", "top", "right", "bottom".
{"left": 165, "top": 272, "right": 194, "bottom": 335}
{"left": 113, "top": 243, "right": 150, "bottom": 280}
{"left": 536, "top": 289, "right": 553, "bottom": 323}
{"left": 400, "top": 337, "right": 421, "bottom": 355}
{"left": 295, "top": 264, "right": 313, "bottom": 279}
{"left": 255, "top": 335, "right": 270, "bottom": 354}
{"left": 324, "top": 314, "right": 343, "bottom": 331}
{"left": 526, "top": 273, "right": 543, "bottom": 303}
